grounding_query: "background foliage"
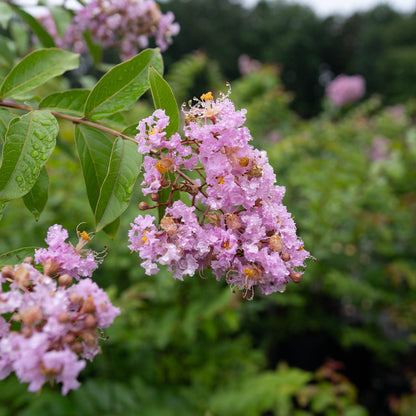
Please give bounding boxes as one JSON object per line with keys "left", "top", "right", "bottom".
{"left": 0, "top": 0, "right": 415, "bottom": 415}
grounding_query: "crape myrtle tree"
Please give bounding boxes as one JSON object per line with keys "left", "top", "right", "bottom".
{"left": 0, "top": 0, "right": 311, "bottom": 395}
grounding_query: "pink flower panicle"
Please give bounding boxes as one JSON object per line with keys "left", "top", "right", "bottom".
{"left": 0, "top": 225, "right": 120, "bottom": 395}
{"left": 129, "top": 90, "right": 310, "bottom": 298}
{"left": 39, "top": 0, "right": 180, "bottom": 60}
{"left": 326, "top": 74, "right": 366, "bottom": 107}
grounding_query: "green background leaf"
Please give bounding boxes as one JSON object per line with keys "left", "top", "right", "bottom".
{"left": 0, "top": 108, "right": 15, "bottom": 144}
{"left": 0, "top": 110, "right": 58, "bottom": 202}
{"left": 39, "top": 89, "right": 90, "bottom": 116}
{"left": 0, "top": 247, "right": 38, "bottom": 267}
{"left": 74, "top": 124, "right": 114, "bottom": 213}
{"left": 149, "top": 66, "right": 179, "bottom": 138}
{"left": 22, "top": 166, "right": 49, "bottom": 220}
{"left": 0, "top": 48, "right": 79, "bottom": 100}
{"left": 95, "top": 137, "right": 141, "bottom": 231}
{"left": 10, "top": 4, "right": 55, "bottom": 48}
{"left": 84, "top": 49, "right": 163, "bottom": 120}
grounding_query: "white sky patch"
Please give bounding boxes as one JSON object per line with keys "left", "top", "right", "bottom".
{"left": 241, "top": 0, "right": 415, "bottom": 15}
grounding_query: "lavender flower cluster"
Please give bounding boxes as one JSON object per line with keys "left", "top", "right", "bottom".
{"left": 0, "top": 225, "right": 120, "bottom": 395}
{"left": 39, "top": 0, "right": 179, "bottom": 60}
{"left": 128, "top": 91, "right": 310, "bottom": 298}
{"left": 326, "top": 74, "right": 366, "bottom": 107}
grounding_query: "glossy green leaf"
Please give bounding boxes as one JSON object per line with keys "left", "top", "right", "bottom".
{"left": 0, "top": 110, "right": 58, "bottom": 202}
{"left": 0, "top": 247, "right": 37, "bottom": 267}
{"left": 39, "top": 89, "right": 90, "bottom": 116}
{"left": 84, "top": 48, "right": 163, "bottom": 120}
{"left": 95, "top": 137, "right": 141, "bottom": 231}
{"left": 10, "top": 4, "right": 55, "bottom": 48}
{"left": 74, "top": 124, "right": 114, "bottom": 213}
{"left": 0, "top": 202, "right": 6, "bottom": 221}
{"left": 0, "top": 35, "right": 14, "bottom": 67}
{"left": 0, "top": 108, "right": 15, "bottom": 143}
{"left": 149, "top": 66, "right": 179, "bottom": 137}
{"left": 0, "top": 49, "right": 79, "bottom": 100}
{"left": 22, "top": 166, "right": 49, "bottom": 220}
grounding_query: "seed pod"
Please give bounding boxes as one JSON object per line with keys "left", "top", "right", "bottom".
{"left": 20, "top": 306, "right": 42, "bottom": 325}
{"left": 289, "top": 272, "right": 302, "bottom": 283}
{"left": 81, "top": 330, "right": 98, "bottom": 347}
{"left": 80, "top": 297, "right": 96, "bottom": 314}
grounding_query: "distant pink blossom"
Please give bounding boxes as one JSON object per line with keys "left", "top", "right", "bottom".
{"left": 326, "top": 74, "right": 366, "bottom": 107}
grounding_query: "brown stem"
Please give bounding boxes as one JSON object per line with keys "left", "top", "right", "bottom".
{"left": 0, "top": 100, "right": 138, "bottom": 144}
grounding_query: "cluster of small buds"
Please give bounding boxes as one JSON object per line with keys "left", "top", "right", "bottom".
{"left": 129, "top": 89, "right": 311, "bottom": 298}
{"left": 38, "top": 0, "right": 179, "bottom": 60}
{"left": 0, "top": 225, "right": 120, "bottom": 395}
{"left": 326, "top": 74, "right": 366, "bottom": 107}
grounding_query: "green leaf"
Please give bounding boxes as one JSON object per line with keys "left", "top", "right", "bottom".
{"left": 148, "top": 66, "right": 179, "bottom": 137}
{"left": 10, "top": 4, "right": 55, "bottom": 48}
{"left": 0, "top": 247, "right": 38, "bottom": 267}
{"left": 0, "top": 3, "right": 13, "bottom": 29}
{"left": 0, "top": 108, "right": 15, "bottom": 143}
{"left": 95, "top": 137, "right": 141, "bottom": 231}
{"left": 22, "top": 166, "right": 49, "bottom": 220}
{"left": 74, "top": 124, "right": 114, "bottom": 213}
{"left": 0, "top": 35, "right": 15, "bottom": 67}
{"left": 39, "top": 89, "right": 90, "bottom": 116}
{"left": 103, "top": 217, "right": 121, "bottom": 239}
{"left": 0, "top": 49, "right": 79, "bottom": 100}
{"left": 0, "top": 202, "right": 6, "bottom": 221}
{"left": 0, "top": 110, "right": 58, "bottom": 202}
{"left": 84, "top": 48, "right": 163, "bottom": 120}
{"left": 83, "top": 29, "right": 102, "bottom": 66}
{"left": 49, "top": 7, "right": 72, "bottom": 38}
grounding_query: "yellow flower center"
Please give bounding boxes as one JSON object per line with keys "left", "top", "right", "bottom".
{"left": 142, "top": 230, "right": 148, "bottom": 243}
{"left": 155, "top": 161, "right": 168, "bottom": 174}
{"left": 218, "top": 176, "right": 225, "bottom": 184}
{"left": 78, "top": 231, "right": 91, "bottom": 242}
{"left": 243, "top": 267, "right": 255, "bottom": 279}
{"left": 200, "top": 91, "right": 213, "bottom": 101}
{"left": 223, "top": 240, "right": 231, "bottom": 250}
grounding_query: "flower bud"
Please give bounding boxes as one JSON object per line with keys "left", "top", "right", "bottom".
{"left": 139, "top": 201, "right": 150, "bottom": 210}
{"left": 23, "top": 257, "right": 34, "bottom": 265}
{"left": 80, "top": 297, "right": 96, "bottom": 314}
{"left": 269, "top": 234, "right": 283, "bottom": 252}
{"left": 58, "top": 312, "right": 71, "bottom": 324}
{"left": 225, "top": 213, "right": 241, "bottom": 230}
{"left": 206, "top": 212, "right": 221, "bottom": 227}
{"left": 289, "top": 272, "right": 302, "bottom": 283}
{"left": 64, "top": 333, "right": 76, "bottom": 345}
{"left": 84, "top": 314, "right": 98, "bottom": 329}
{"left": 1, "top": 265, "right": 14, "bottom": 279}
{"left": 59, "top": 273, "right": 72, "bottom": 287}
{"left": 81, "top": 330, "right": 98, "bottom": 347}
{"left": 14, "top": 265, "right": 30, "bottom": 287}
{"left": 43, "top": 258, "right": 61, "bottom": 276}
{"left": 22, "top": 326, "right": 33, "bottom": 338}
{"left": 160, "top": 216, "right": 178, "bottom": 235}
{"left": 281, "top": 252, "right": 291, "bottom": 262}
{"left": 20, "top": 306, "right": 42, "bottom": 325}
{"left": 150, "top": 193, "right": 159, "bottom": 202}
{"left": 71, "top": 342, "right": 83, "bottom": 354}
